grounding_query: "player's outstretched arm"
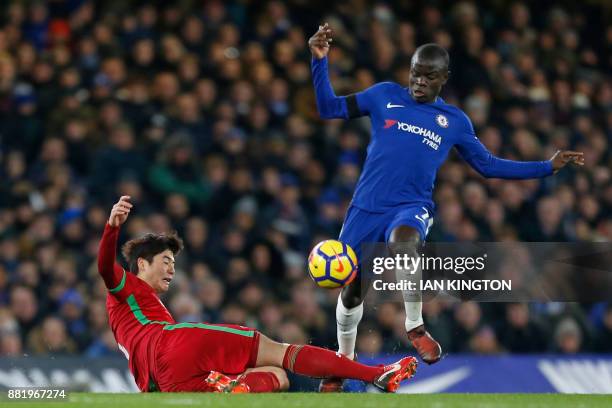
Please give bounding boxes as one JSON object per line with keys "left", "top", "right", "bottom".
{"left": 459, "top": 141, "right": 584, "bottom": 179}
{"left": 456, "top": 117, "right": 583, "bottom": 179}
{"left": 98, "top": 196, "right": 133, "bottom": 291}
{"left": 309, "top": 23, "right": 351, "bottom": 120}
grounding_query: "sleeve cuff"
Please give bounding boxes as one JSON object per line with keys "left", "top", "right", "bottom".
{"left": 544, "top": 160, "right": 554, "bottom": 176}
{"left": 311, "top": 56, "right": 327, "bottom": 66}
{"left": 109, "top": 269, "right": 127, "bottom": 293}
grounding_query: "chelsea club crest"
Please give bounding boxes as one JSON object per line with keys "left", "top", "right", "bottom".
{"left": 436, "top": 114, "right": 449, "bottom": 128}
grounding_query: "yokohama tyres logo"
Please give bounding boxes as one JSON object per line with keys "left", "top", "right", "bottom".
{"left": 383, "top": 119, "right": 442, "bottom": 150}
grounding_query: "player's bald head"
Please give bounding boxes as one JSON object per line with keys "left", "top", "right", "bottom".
{"left": 412, "top": 43, "right": 449, "bottom": 72}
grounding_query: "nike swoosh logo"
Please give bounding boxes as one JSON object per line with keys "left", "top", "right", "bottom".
{"left": 387, "top": 103, "right": 405, "bottom": 109}
{"left": 331, "top": 247, "right": 344, "bottom": 273}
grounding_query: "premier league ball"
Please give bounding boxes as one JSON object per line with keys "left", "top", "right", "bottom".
{"left": 308, "top": 240, "right": 358, "bottom": 289}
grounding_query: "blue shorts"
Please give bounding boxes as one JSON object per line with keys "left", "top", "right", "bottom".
{"left": 338, "top": 204, "right": 434, "bottom": 263}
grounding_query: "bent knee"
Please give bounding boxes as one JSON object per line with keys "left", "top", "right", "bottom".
{"left": 388, "top": 236, "right": 421, "bottom": 257}
{"left": 341, "top": 284, "right": 364, "bottom": 309}
{"left": 389, "top": 225, "right": 421, "bottom": 246}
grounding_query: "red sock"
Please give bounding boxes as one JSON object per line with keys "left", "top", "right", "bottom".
{"left": 240, "top": 371, "right": 281, "bottom": 392}
{"left": 282, "top": 345, "right": 384, "bottom": 382}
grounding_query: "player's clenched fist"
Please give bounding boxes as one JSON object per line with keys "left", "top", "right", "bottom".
{"left": 108, "top": 195, "right": 133, "bottom": 227}
{"left": 308, "top": 23, "right": 333, "bottom": 59}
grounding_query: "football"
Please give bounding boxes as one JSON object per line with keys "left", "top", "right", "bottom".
{"left": 308, "top": 240, "right": 358, "bottom": 289}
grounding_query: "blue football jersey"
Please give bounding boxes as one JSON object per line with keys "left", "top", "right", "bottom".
{"left": 312, "top": 57, "right": 552, "bottom": 213}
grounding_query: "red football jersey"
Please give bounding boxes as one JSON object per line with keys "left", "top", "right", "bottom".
{"left": 98, "top": 223, "right": 175, "bottom": 392}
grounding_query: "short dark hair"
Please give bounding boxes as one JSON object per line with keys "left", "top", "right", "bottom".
{"left": 413, "top": 43, "right": 449, "bottom": 69}
{"left": 121, "top": 231, "right": 184, "bottom": 273}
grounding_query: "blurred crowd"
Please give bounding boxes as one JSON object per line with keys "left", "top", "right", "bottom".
{"left": 0, "top": 0, "right": 610, "bottom": 360}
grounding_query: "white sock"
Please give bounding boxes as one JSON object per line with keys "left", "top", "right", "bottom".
{"left": 404, "top": 301, "right": 424, "bottom": 332}
{"left": 335, "top": 295, "right": 363, "bottom": 359}
{"left": 395, "top": 252, "right": 424, "bottom": 332}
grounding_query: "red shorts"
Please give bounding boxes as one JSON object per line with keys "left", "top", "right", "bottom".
{"left": 152, "top": 323, "right": 260, "bottom": 392}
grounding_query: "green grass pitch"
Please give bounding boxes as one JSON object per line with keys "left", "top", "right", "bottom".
{"left": 6, "top": 393, "right": 612, "bottom": 408}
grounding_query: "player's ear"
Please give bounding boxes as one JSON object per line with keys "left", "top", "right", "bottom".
{"left": 442, "top": 69, "right": 450, "bottom": 85}
{"left": 137, "top": 257, "right": 147, "bottom": 273}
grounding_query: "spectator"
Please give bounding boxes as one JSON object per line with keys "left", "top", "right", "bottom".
{"left": 356, "top": 324, "right": 384, "bottom": 357}
{"left": 496, "top": 303, "right": 548, "bottom": 352}
{"left": 28, "top": 316, "right": 78, "bottom": 355}
{"left": 90, "top": 123, "right": 147, "bottom": 201}
{"left": 553, "top": 317, "right": 583, "bottom": 354}
{"left": 452, "top": 302, "right": 484, "bottom": 352}
{"left": 9, "top": 286, "right": 39, "bottom": 342}
{"left": 469, "top": 326, "right": 504, "bottom": 354}
{"left": 148, "top": 134, "right": 211, "bottom": 207}
{"left": 594, "top": 305, "right": 612, "bottom": 352}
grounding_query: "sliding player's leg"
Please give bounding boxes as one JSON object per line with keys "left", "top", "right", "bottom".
{"left": 199, "top": 366, "right": 288, "bottom": 393}
{"left": 387, "top": 208, "right": 442, "bottom": 364}
{"left": 255, "top": 333, "right": 417, "bottom": 392}
{"left": 237, "top": 366, "right": 289, "bottom": 392}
